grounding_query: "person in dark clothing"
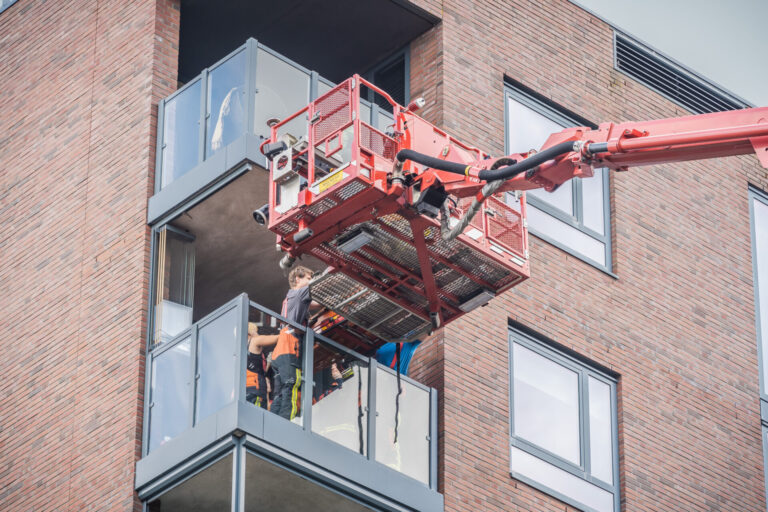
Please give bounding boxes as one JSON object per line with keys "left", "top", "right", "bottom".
{"left": 247, "top": 266, "right": 318, "bottom": 420}
{"left": 269, "top": 266, "right": 316, "bottom": 420}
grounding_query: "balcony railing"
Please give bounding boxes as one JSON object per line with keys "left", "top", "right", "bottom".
{"left": 144, "top": 294, "right": 437, "bottom": 489}
{"left": 155, "top": 39, "right": 395, "bottom": 194}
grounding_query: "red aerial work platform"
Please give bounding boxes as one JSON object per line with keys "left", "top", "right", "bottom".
{"left": 257, "top": 75, "right": 768, "bottom": 343}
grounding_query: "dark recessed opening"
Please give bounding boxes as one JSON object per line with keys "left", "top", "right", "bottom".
{"left": 178, "top": 0, "right": 438, "bottom": 84}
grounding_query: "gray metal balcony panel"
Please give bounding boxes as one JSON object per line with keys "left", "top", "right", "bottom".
{"left": 148, "top": 133, "right": 265, "bottom": 225}
{"left": 139, "top": 295, "right": 442, "bottom": 511}
{"left": 136, "top": 402, "right": 442, "bottom": 512}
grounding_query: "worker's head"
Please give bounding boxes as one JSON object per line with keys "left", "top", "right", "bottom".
{"left": 288, "top": 266, "right": 314, "bottom": 289}
{"left": 248, "top": 321, "right": 259, "bottom": 338}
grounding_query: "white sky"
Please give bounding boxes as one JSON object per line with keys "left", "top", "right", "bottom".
{"left": 571, "top": 0, "right": 768, "bottom": 106}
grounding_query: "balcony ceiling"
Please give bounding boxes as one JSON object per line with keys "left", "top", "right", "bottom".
{"left": 171, "top": 167, "right": 327, "bottom": 320}
{"left": 179, "top": 0, "right": 439, "bottom": 83}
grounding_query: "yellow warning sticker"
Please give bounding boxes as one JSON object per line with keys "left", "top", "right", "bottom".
{"left": 310, "top": 163, "right": 351, "bottom": 195}
{"left": 317, "top": 170, "right": 345, "bottom": 193}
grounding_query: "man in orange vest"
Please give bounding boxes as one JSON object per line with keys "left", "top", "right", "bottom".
{"left": 271, "top": 266, "right": 316, "bottom": 420}
{"left": 248, "top": 266, "right": 317, "bottom": 420}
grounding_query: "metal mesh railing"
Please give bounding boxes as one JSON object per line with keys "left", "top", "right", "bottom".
{"left": 310, "top": 272, "right": 431, "bottom": 342}
{"left": 314, "top": 83, "right": 351, "bottom": 142}
{"left": 485, "top": 195, "right": 525, "bottom": 258}
{"left": 360, "top": 122, "right": 398, "bottom": 160}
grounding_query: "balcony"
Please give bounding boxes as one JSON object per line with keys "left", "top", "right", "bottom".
{"left": 149, "top": 39, "right": 398, "bottom": 225}
{"left": 136, "top": 294, "right": 442, "bottom": 512}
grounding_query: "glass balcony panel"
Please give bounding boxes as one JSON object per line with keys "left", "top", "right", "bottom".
{"left": 148, "top": 337, "right": 192, "bottom": 453}
{"left": 254, "top": 49, "right": 311, "bottom": 141}
{"left": 206, "top": 50, "right": 247, "bottom": 157}
{"left": 311, "top": 338, "right": 368, "bottom": 456}
{"left": 360, "top": 99, "right": 372, "bottom": 126}
{"left": 375, "top": 367, "right": 430, "bottom": 484}
{"left": 160, "top": 80, "right": 201, "bottom": 189}
{"left": 244, "top": 306, "right": 281, "bottom": 413}
{"left": 375, "top": 107, "right": 395, "bottom": 134}
{"left": 147, "top": 453, "right": 233, "bottom": 511}
{"left": 318, "top": 78, "right": 334, "bottom": 98}
{"left": 195, "top": 308, "right": 240, "bottom": 423}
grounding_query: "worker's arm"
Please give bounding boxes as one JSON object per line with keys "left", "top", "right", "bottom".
{"left": 249, "top": 333, "right": 279, "bottom": 351}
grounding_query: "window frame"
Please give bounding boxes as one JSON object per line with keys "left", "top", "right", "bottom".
{"left": 749, "top": 187, "right": 768, "bottom": 405}
{"left": 0, "top": 0, "right": 17, "bottom": 15}
{"left": 508, "top": 326, "right": 620, "bottom": 512}
{"left": 748, "top": 186, "right": 768, "bottom": 510}
{"left": 362, "top": 47, "right": 410, "bottom": 107}
{"left": 504, "top": 84, "right": 613, "bottom": 273}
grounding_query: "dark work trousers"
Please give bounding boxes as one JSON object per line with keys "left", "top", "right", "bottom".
{"left": 246, "top": 387, "right": 267, "bottom": 409}
{"left": 270, "top": 354, "right": 302, "bottom": 420}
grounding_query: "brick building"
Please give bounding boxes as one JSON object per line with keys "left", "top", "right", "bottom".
{"left": 1, "top": 0, "right": 766, "bottom": 511}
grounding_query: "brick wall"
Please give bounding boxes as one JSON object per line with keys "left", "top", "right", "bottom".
{"left": 0, "top": 1, "right": 178, "bottom": 510}
{"left": 1, "top": 0, "right": 765, "bottom": 510}
{"left": 408, "top": 0, "right": 766, "bottom": 510}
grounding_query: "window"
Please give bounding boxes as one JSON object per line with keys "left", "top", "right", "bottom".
{"left": 749, "top": 187, "right": 768, "bottom": 508}
{"left": 750, "top": 188, "right": 768, "bottom": 399}
{"left": 0, "top": 0, "right": 17, "bottom": 14}
{"left": 363, "top": 49, "right": 409, "bottom": 109}
{"left": 505, "top": 84, "right": 612, "bottom": 271}
{"left": 509, "top": 327, "right": 620, "bottom": 512}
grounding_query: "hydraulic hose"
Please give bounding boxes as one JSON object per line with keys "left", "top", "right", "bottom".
{"left": 440, "top": 179, "right": 504, "bottom": 241}
{"left": 477, "top": 141, "right": 578, "bottom": 182}
{"left": 397, "top": 141, "right": 579, "bottom": 182}
{"left": 396, "top": 149, "right": 469, "bottom": 175}
{"left": 397, "top": 141, "right": 580, "bottom": 240}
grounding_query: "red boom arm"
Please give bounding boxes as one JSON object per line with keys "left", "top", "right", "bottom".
{"left": 468, "top": 107, "right": 768, "bottom": 195}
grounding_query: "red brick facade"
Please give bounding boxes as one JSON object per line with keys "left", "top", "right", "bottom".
{"left": 0, "top": 0, "right": 765, "bottom": 510}
{"left": 0, "top": 0, "right": 178, "bottom": 510}
{"left": 407, "top": 1, "right": 767, "bottom": 511}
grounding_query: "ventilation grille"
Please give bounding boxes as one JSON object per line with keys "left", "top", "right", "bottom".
{"left": 614, "top": 33, "right": 746, "bottom": 114}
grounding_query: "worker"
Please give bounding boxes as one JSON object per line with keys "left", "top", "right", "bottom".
{"left": 246, "top": 322, "right": 274, "bottom": 409}
{"left": 249, "top": 266, "right": 319, "bottom": 420}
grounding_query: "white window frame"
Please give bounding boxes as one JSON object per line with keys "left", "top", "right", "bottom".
{"left": 509, "top": 326, "right": 620, "bottom": 512}
{"left": 505, "top": 84, "right": 613, "bottom": 272}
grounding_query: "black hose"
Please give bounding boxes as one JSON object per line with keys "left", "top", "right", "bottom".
{"left": 477, "top": 141, "right": 578, "bottom": 182}
{"left": 587, "top": 142, "right": 608, "bottom": 154}
{"left": 396, "top": 142, "right": 579, "bottom": 183}
{"left": 396, "top": 149, "right": 468, "bottom": 175}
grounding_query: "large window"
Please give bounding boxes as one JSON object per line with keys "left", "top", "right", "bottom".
{"left": 750, "top": 188, "right": 768, "bottom": 398}
{"left": 505, "top": 85, "right": 612, "bottom": 271}
{"left": 509, "top": 327, "right": 620, "bottom": 512}
{"left": 749, "top": 187, "right": 768, "bottom": 507}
